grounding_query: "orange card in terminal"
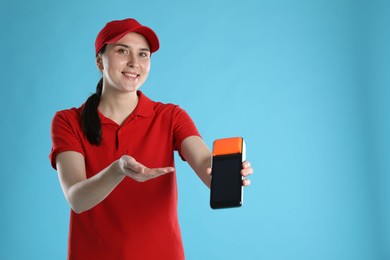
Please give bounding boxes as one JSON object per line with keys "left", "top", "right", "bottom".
{"left": 210, "top": 137, "right": 246, "bottom": 209}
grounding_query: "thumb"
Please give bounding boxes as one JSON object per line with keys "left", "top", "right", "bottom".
{"left": 121, "top": 155, "right": 144, "bottom": 173}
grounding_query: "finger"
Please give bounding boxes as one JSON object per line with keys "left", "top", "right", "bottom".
{"left": 241, "top": 167, "right": 253, "bottom": 177}
{"left": 242, "top": 161, "right": 251, "bottom": 168}
{"left": 123, "top": 157, "right": 145, "bottom": 174}
{"left": 242, "top": 178, "right": 251, "bottom": 187}
{"left": 120, "top": 156, "right": 136, "bottom": 171}
{"left": 125, "top": 164, "right": 144, "bottom": 174}
{"left": 158, "top": 167, "right": 175, "bottom": 173}
{"left": 146, "top": 167, "right": 175, "bottom": 176}
{"left": 129, "top": 166, "right": 174, "bottom": 182}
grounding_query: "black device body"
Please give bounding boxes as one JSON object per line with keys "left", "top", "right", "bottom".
{"left": 210, "top": 153, "right": 243, "bottom": 209}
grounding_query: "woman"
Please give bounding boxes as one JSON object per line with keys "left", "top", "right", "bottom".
{"left": 49, "top": 18, "right": 253, "bottom": 260}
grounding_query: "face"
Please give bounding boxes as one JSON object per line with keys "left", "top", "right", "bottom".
{"left": 97, "top": 32, "right": 151, "bottom": 94}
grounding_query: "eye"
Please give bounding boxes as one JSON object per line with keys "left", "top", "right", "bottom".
{"left": 117, "top": 48, "right": 129, "bottom": 55}
{"left": 139, "top": 52, "right": 150, "bottom": 58}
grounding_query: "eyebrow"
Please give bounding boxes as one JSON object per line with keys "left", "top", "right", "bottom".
{"left": 113, "top": 43, "right": 150, "bottom": 52}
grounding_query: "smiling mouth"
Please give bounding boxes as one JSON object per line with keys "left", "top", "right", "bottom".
{"left": 122, "top": 72, "right": 139, "bottom": 79}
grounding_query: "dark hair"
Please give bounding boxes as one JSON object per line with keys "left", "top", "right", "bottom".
{"left": 80, "top": 46, "right": 106, "bottom": 145}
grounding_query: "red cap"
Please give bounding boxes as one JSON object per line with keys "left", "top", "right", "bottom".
{"left": 95, "top": 18, "right": 160, "bottom": 56}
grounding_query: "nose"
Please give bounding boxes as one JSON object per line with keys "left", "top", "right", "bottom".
{"left": 127, "top": 52, "right": 139, "bottom": 68}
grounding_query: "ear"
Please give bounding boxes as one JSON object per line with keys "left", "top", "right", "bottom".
{"left": 96, "top": 55, "right": 104, "bottom": 71}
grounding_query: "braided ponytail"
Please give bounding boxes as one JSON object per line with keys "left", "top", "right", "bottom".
{"left": 81, "top": 45, "right": 107, "bottom": 145}
{"left": 80, "top": 78, "right": 103, "bottom": 145}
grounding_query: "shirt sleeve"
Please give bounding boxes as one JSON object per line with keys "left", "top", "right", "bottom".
{"left": 172, "top": 106, "right": 201, "bottom": 161}
{"left": 49, "top": 109, "right": 85, "bottom": 170}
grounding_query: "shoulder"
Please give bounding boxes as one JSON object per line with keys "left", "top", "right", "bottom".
{"left": 152, "top": 100, "right": 191, "bottom": 124}
{"left": 54, "top": 106, "right": 82, "bottom": 119}
{"left": 138, "top": 91, "right": 184, "bottom": 117}
{"left": 154, "top": 101, "right": 182, "bottom": 113}
{"left": 51, "top": 106, "right": 83, "bottom": 130}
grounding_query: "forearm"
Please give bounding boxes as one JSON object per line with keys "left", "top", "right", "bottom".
{"left": 181, "top": 136, "right": 212, "bottom": 188}
{"left": 56, "top": 153, "right": 126, "bottom": 214}
{"left": 57, "top": 152, "right": 174, "bottom": 213}
{"left": 193, "top": 155, "right": 212, "bottom": 188}
{"left": 66, "top": 162, "right": 125, "bottom": 213}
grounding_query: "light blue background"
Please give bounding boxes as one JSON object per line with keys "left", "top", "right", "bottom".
{"left": 1, "top": 0, "right": 389, "bottom": 259}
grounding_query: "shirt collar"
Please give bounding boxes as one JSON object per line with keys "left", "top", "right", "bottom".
{"left": 96, "top": 90, "right": 155, "bottom": 125}
{"left": 133, "top": 90, "right": 155, "bottom": 118}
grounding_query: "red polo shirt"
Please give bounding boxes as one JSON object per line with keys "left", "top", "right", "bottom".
{"left": 50, "top": 91, "right": 200, "bottom": 260}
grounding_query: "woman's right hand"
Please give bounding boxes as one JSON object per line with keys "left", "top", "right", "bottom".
{"left": 56, "top": 152, "right": 174, "bottom": 214}
{"left": 117, "top": 155, "right": 175, "bottom": 182}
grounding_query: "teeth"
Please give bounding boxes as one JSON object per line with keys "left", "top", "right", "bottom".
{"left": 123, "top": 72, "right": 138, "bottom": 78}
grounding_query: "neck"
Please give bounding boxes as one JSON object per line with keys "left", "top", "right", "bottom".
{"left": 98, "top": 88, "right": 139, "bottom": 125}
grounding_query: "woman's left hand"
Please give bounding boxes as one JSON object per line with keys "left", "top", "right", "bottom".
{"left": 206, "top": 160, "right": 254, "bottom": 187}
